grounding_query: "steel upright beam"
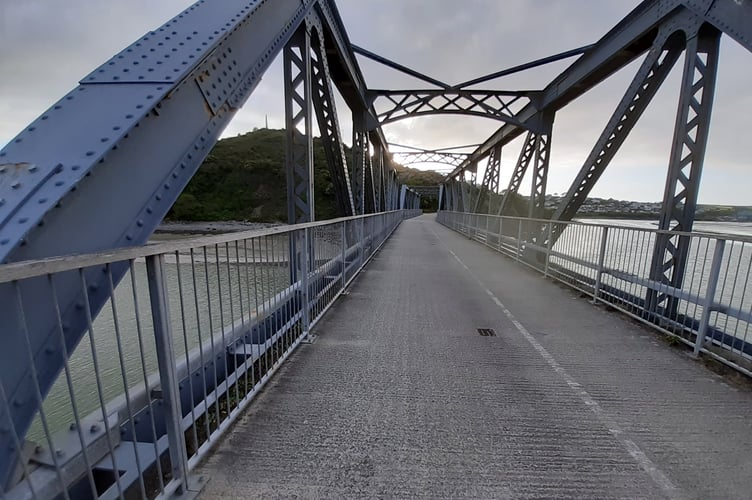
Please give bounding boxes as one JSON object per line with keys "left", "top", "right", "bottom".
{"left": 647, "top": 24, "right": 722, "bottom": 317}
{"left": 529, "top": 115, "right": 553, "bottom": 220}
{"left": 285, "top": 27, "right": 315, "bottom": 225}
{"left": 309, "top": 20, "right": 356, "bottom": 217}
{"left": 497, "top": 131, "right": 536, "bottom": 216}
{"left": 473, "top": 145, "right": 502, "bottom": 214}
{"left": 351, "top": 111, "right": 368, "bottom": 215}
{"left": 372, "top": 142, "right": 383, "bottom": 212}
{"left": 551, "top": 29, "right": 685, "bottom": 227}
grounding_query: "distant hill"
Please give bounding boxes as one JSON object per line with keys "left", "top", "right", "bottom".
{"left": 167, "top": 129, "right": 444, "bottom": 223}
{"left": 394, "top": 163, "right": 445, "bottom": 186}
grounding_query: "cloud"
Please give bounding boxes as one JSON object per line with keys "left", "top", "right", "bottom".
{"left": 0, "top": 0, "right": 750, "bottom": 204}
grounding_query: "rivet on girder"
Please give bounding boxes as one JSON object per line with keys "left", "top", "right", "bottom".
{"left": 11, "top": 182, "right": 20, "bottom": 189}
{"left": 137, "top": 220, "right": 144, "bottom": 227}
{"left": 18, "top": 218, "right": 28, "bottom": 224}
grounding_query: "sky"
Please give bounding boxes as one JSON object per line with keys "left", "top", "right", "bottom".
{"left": 0, "top": 0, "right": 749, "bottom": 204}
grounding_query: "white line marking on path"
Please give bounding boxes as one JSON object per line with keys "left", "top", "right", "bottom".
{"left": 429, "top": 223, "right": 680, "bottom": 499}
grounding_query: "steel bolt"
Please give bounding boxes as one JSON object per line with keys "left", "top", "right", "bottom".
{"left": 90, "top": 424, "right": 99, "bottom": 433}
{"left": 69, "top": 423, "right": 77, "bottom": 431}
{"left": 55, "top": 449, "right": 64, "bottom": 458}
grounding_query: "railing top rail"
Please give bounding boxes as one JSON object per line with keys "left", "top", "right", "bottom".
{"left": 0, "top": 210, "right": 410, "bottom": 283}
{"left": 440, "top": 211, "right": 752, "bottom": 243}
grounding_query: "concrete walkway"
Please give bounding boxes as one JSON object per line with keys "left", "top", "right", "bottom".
{"left": 197, "top": 215, "right": 752, "bottom": 499}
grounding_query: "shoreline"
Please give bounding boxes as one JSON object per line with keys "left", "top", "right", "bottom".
{"left": 155, "top": 220, "right": 285, "bottom": 236}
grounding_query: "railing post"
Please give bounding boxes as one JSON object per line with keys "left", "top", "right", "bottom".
{"left": 145, "top": 254, "right": 190, "bottom": 495}
{"left": 358, "top": 217, "right": 365, "bottom": 268}
{"left": 301, "top": 228, "right": 311, "bottom": 339}
{"left": 694, "top": 238, "right": 725, "bottom": 356}
{"left": 516, "top": 220, "right": 522, "bottom": 262}
{"left": 592, "top": 226, "right": 610, "bottom": 303}
{"left": 498, "top": 216, "right": 504, "bottom": 251}
{"left": 341, "top": 222, "right": 347, "bottom": 289}
{"left": 544, "top": 222, "right": 554, "bottom": 278}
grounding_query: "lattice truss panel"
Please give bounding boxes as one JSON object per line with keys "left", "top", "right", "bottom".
{"left": 369, "top": 90, "right": 530, "bottom": 126}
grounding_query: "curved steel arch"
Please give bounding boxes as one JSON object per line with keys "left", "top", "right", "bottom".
{"left": 392, "top": 151, "right": 470, "bottom": 168}
{"left": 367, "top": 89, "right": 533, "bottom": 128}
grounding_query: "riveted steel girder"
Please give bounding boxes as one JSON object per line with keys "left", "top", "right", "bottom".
{"left": 0, "top": 0, "right": 318, "bottom": 486}
{"left": 352, "top": 111, "right": 368, "bottom": 215}
{"left": 308, "top": 15, "right": 356, "bottom": 217}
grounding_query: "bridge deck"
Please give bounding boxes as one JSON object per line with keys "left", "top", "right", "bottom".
{"left": 197, "top": 215, "right": 752, "bottom": 499}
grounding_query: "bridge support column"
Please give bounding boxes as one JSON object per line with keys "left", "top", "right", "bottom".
{"left": 498, "top": 131, "right": 536, "bottom": 216}
{"left": 474, "top": 144, "right": 502, "bottom": 214}
{"left": 309, "top": 20, "right": 355, "bottom": 217}
{"left": 284, "top": 26, "right": 314, "bottom": 225}
{"left": 284, "top": 26, "right": 316, "bottom": 286}
{"left": 528, "top": 113, "right": 553, "bottom": 220}
{"left": 352, "top": 111, "right": 368, "bottom": 215}
{"left": 647, "top": 24, "right": 721, "bottom": 319}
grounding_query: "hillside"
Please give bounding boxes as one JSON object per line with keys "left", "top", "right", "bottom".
{"left": 394, "top": 163, "right": 445, "bottom": 186}
{"left": 167, "top": 129, "right": 445, "bottom": 222}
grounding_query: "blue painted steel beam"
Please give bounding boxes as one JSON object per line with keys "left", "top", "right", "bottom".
{"left": 0, "top": 0, "right": 318, "bottom": 487}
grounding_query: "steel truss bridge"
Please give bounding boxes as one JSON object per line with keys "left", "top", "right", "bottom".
{"left": 0, "top": 0, "right": 751, "bottom": 498}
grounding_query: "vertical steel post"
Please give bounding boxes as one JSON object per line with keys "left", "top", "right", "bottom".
{"left": 529, "top": 113, "right": 553, "bottom": 221}
{"left": 145, "top": 255, "right": 189, "bottom": 494}
{"left": 284, "top": 26, "right": 313, "bottom": 287}
{"left": 284, "top": 26, "right": 314, "bottom": 225}
{"left": 647, "top": 25, "right": 721, "bottom": 318}
{"left": 694, "top": 238, "right": 725, "bottom": 355}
